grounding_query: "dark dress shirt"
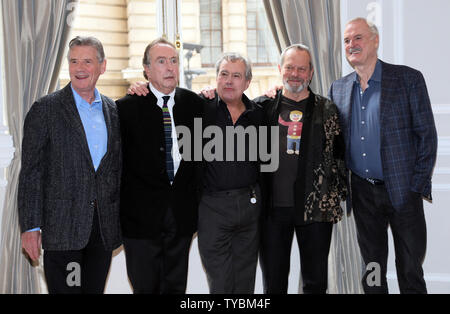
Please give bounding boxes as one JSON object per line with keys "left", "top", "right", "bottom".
{"left": 203, "top": 94, "right": 262, "bottom": 192}
{"left": 349, "top": 59, "right": 383, "bottom": 180}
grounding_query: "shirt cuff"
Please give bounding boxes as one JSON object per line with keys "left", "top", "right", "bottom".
{"left": 26, "top": 228, "right": 41, "bottom": 232}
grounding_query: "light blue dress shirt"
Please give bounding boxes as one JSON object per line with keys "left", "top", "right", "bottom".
{"left": 71, "top": 85, "right": 108, "bottom": 171}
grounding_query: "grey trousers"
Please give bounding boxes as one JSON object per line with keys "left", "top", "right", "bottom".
{"left": 198, "top": 185, "right": 261, "bottom": 294}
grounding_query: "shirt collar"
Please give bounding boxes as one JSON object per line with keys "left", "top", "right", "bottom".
{"left": 372, "top": 59, "right": 382, "bottom": 82}
{"left": 218, "top": 93, "right": 256, "bottom": 112}
{"left": 353, "top": 59, "right": 382, "bottom": 84}
{"left": 71, "top": 84, "right": 102, "bottom": 108}
{"left": 279, "top": 87, "right": 315, "bottom": 104}
{"left": 149, "top": 83, "right": 176, "bottom": 104}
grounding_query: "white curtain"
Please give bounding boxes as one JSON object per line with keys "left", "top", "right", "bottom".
{"left": 0, "top": 0, "right": 77, "bottom": 294}
{"left": 263, "top": 0, "right": 365, "bottom": 293}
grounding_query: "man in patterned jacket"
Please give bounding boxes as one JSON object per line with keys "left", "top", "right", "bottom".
{"left": 256, "top": 44, "right": 347, "bottom": 294}
{"left": 18, "top": 36, "right": 122, "bottom": 294}
{"left": 329, "top": 18, "right": 437, "bottom": 294}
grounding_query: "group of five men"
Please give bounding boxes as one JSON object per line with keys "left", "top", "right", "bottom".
{"left": 18, "top": 17, "right": 437, "bottom": 294}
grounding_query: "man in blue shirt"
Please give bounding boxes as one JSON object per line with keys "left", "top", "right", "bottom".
{"left": 18, "top": 36, "right": 122, "bottom": 294}
{"left": 329, "top": 18, "right": 437, "bottom": 294}
{"left": 348, "top": 59, "right": 383, "bottom": 181}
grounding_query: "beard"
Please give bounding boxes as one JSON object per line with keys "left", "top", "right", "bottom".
{"left": 283, "top": 78, "right": 310, "bottom": 94}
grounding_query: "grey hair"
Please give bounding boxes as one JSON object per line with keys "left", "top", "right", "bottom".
{"left": 347, "top": 17, "right": 379, "bottom": 38}
{"left": 279, "top": 44, "right": 314, "bottom": 69}
{"left": 67, "top": 36, "right": 105, "bottom": 63}
{"left": 215, "top": 52, "right": 253, "bottom": 81}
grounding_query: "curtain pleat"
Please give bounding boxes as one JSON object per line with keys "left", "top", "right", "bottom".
{"left": 0, "top": 0, "right": 77, "bottom": 294}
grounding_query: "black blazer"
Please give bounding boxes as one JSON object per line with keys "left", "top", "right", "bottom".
{"left": 18, "top": 83, "right": 122, "bottom": 251}
{"left": 116, "top": 87, "right": 203, "bottom": 238}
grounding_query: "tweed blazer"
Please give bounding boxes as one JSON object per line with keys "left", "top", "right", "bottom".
{"left": 329, "top": 60, "right": 437, "bottom": 211}
{"left": 18, "top": 83, "right": 122, "bottom": 251}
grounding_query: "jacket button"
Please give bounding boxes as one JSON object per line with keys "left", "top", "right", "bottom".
{"left": 160, "top": 147, "right": 164, "bottom": 152}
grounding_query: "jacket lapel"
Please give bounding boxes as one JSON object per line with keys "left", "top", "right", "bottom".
{"left": 60, "top": 84, "right": 95, "bottom": 169}
{"left": 379, "top": 61, "right": 396, "bottom": 130}
{"left": 140, "top": 90, "right": 160, "bottom": 130}
{"left": 96, "top": 95, "right": 114, "bottom": 172}
{"left": 340, "top": 76, "right": 354, "bottom": 157}
{"left": 296, "top": 90, "right": 316, "bottom": 172}
{"left": 173, "top": 88, "right": 182, "bottom": 126}
{"left": 343, "top": 76, "right": 354, "bottom": 128}
{"left": 269, "top": 90, "right": 283, "bottom": 126}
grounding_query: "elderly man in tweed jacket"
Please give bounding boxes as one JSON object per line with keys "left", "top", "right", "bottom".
{"left": 18, "top": 36, "right": 122, "bottom": 294}
{"left": 329, "top": 18, "right": 437, "bottom": 294}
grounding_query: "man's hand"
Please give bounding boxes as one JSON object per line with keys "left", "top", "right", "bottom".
{"left": 127, "top": 81, "right": 150, "bottom": 96}
{"left": 265, "top": 85, "right": 283, "bottom": 98}
{"left": 21, "top": 231, "right": 41, "bottom": 262}
{"left": 200, "top": 86, "right": 216, "bottom": 99}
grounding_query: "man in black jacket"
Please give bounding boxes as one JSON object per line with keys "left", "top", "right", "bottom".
{"left": 116, "top": 38, "right": 202, "bottom": 294}
{"left": 257, "top": 44, "right": 346, "bottom": 294}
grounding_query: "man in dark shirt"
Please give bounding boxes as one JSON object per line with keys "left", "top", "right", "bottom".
{"left": 198, "top": 53, "right": 263, "bottom": 293}
{"left": 202, "top": 91, "right": 260, "bottom": 193}
{"left": 256, "top": 44, "right": 346, "bottom": 294}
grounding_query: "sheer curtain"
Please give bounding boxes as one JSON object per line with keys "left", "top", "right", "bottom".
{"left": 263, "top": 0, "right": 364, "bottom": 293}
{"left": 0, "top": 0, "right": 77, "bottom": 294}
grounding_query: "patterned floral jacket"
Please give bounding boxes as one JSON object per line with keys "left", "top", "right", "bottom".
{"left": 255, "top": 89, "right": 347, "bottom": 224}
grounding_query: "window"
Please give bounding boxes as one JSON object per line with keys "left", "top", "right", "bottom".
{"left": 246, "top": 0, "right": 278, "bottom": 66}
{"left": 199, "top": 0, "right": 223, "bottom": 67}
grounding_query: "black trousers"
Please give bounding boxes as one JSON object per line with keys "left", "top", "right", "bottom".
{"left": 351, "top": 173, "right": 427, "bottom": 294}
{"left": 123, "top": 208, "right": 193, "bottom": 294}
{"left": 43, "top": 208, "right": 112, "bottom": 294}
{"left": 259, "top": 207, "right": 333, "bottom": 294}
{"left": 198, "top": 185, "right": 261, "bottom": 294}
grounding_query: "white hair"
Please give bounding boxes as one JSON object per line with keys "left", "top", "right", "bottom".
{"left": 347, "top": 17, "right": 379, "bottom": 38}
